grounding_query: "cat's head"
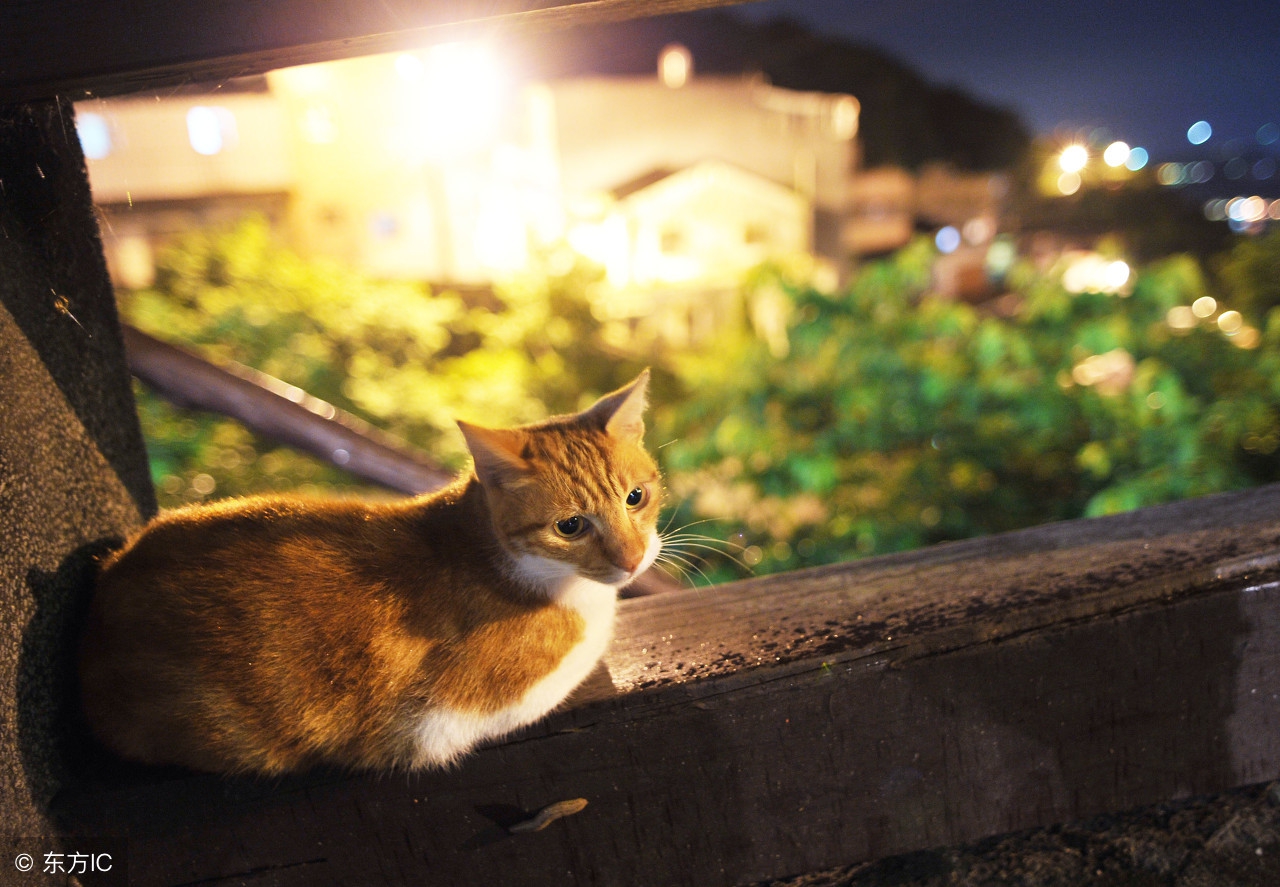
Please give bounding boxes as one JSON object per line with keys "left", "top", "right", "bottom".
{"left": 458, "top": 370, "right": 663, "bottom": 591}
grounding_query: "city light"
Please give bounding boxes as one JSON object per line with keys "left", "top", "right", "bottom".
{"left": 396, "top": 42, "right": 507, "bottom": 159}
{"left": 1124, "top": 147, "right": 1149, "bottom": 171}
{"left": 1059, "top": 144, "right": 1088, "bottom": 173}
{"left": 935, "top": 226, "right": 961, "bottom": 253}
{"left": 1227, "top": 196, "right": 1269, "bottom": 225}
{"left": 1187, "top": 120, "right": 1212, "bottom": 145}
{"left": 76, "top": 112, "right": 113, "bottom": 159}
{"left": 659, "top": 44, "right": 693, "bottom": 89}
{"left": 1191, "top": 296, "right": 1217, "bottom": 318}
{"left": 1062, "top": 252, "right": 1131, "bottom": 294}
{"left": 1102, "top": 141, "right": 1130, "bottom": 167}
{"left": 1158, "top": 161, "right": 1216, "bottom": 187}
{"left": 186, "top": 106, "right": 237, "bottom": 156}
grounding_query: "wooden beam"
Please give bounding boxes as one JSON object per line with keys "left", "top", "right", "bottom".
{"left": 122, "top": 323, "right": 454, "bottom": 496}
{"left": 57, "top": 484, "right": 1280, "bottom": 885}
{"left": 0, "top": 0, "right": 741, "bottom": 104}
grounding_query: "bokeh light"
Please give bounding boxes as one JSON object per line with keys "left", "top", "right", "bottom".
{"left": 1234, "top": 327, "right": 1262, "bottom": 349}
{"left": 1227, "top": 196, "right": 1268, "bottom": 224}
{"left": 1187, "top": 120, "right": 1212, "bottom": 145}
{"left": 76, "top": 112, "right": 113, "bottom": 160}
{"left": 1166, "top": 306, "right": 1197, "bottom": 330}
{"left": 186, "top": 106, "right": 236, "bottom": 156}
{"left": 935, "top": 226, "right": 961, "bottom": 253}
{"left": 1059, "top": 144, "right": 1088, "bottom": 173}
{"left": 1204, "top": 199, "right": 1228, "bottom": 221}
{"left": 1102, "top": 141, "right": 1130, "bottom": 167}
{"left": 1191, "top": 296, "right": 1217, "bottom": 318}
{"left": 659, "top": 44, "right": 693, "bottom": 89}
{"left": 962, "top": 216, "right": 994, "bottom": 245}
{"left": 1062, "top": 253, "right": 1130, "bottom": 294}
{"left": 1157, "top": 163, "right": 1184, "bottom": 186}
{"left": 1124, "top": 147, "right": 1149, "bottom": 171}
{"left": 410, "top": 42, "right": 507, "bottom": 159}
{"left": 1057, "top": 171, "right": 1082, "bottom": 195}
{"left": 1104, "top": 260, "right": 1130, "bottom": 291}
{"left": 1258, "top": 123, "right": 1280, "bottom": 146}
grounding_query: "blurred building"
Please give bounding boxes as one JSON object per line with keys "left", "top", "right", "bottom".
{"left": 80, "top": 46, "right": 855, "bottom": 293}
{"left": 76, "top": 43, "right": 1006, "bottom": 340}
{"left": 845, "top": 164, "right": 1007, "bottom": 257}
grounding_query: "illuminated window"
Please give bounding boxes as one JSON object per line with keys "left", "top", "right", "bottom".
{"left": 186, "top": 106, "right": 238, "bottom": 156}
{"left": 659, "top": 44, "right": 692, "bottom": 89}
{"left": 832, "top": 97, "right": 858, "bottom": 140}
{"left": 76, "top": 112, "right": 112, "bottom": 159}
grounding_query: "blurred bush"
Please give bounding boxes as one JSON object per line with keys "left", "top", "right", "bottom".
{"left": 654, "top": 233, "right": 1280, "bottom": 579}
{"left": 122, "top": 217, "right": 1280, "bottom": 585}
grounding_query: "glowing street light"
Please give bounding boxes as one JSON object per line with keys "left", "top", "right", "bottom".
{"left": 1059, "top": 144, "right": 1088, "bottom": 174}
{"left": 392, "top": 42, "right": 507, "bottom": 160}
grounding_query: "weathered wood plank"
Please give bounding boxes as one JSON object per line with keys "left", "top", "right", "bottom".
{"left": 0, "top": 0, "right": 740, "bottom": 103}
{"left": 55, "top": 485, "right": 1280, "bottom": 885}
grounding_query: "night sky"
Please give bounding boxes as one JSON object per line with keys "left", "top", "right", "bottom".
{"left": 729, "top": 0, "right": 1280, "bottom": 162}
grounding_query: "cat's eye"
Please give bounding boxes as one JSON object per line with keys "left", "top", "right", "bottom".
{"left": 626, "top": 485, "right": 648, "bottom": 508}
{"left": 554, "top": 516, "right": 586, "bottom": 538}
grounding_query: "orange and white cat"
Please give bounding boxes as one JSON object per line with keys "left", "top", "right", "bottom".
{"left": 79, "top": 371, "right": 661, "bottom": 774}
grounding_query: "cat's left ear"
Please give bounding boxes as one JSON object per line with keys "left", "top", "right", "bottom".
{"left": 583, "top": 368, "right": 650, "bottom": 443}
{"left": 458, "top": 421, "right": 531, "bottom": 488}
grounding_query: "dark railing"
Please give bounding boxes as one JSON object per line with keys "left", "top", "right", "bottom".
{"left": 122, "top": 324, "right": 454, "bottom": 495}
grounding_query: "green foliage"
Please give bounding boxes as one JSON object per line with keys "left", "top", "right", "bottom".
{"left": 655, "top": 238, "right": 1280, "bottom": 580}
{"left": 126, "top": 217, "right": 1280, "bottom": 589}
{"left": 1215, "top": 229, "right": 1280, "bottom": 320}
{"left": 122, "top": 218, "right": 647, "bottom": 508}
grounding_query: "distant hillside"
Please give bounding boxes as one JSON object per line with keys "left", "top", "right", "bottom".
{"left": 513, "top": 10, "right": 1030, "bottom": 172}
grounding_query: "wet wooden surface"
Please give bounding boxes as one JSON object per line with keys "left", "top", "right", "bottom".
{"left": 56, "top": 485, "right": 1280, "bottom": 886}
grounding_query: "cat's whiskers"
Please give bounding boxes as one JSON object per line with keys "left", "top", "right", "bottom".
{"left": 656, "top": 519, "right": 757, "bottom": 583}
{"left": 652, "top": 551, "right": 716, "bottom": 588}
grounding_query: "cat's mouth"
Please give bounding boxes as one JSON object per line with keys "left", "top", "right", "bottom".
{"left": 591, "top": 534, "right": 663, "bottom": 587}
{"left": 618, "top": 532, "right": 663, "bottom": 584}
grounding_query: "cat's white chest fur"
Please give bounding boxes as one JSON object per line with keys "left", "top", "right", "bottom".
{"left": 407, "top": 562, "right": 625, "bottom": 767}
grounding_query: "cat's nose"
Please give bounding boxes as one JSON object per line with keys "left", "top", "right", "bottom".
{"left": 616, "top": 550, "right": 642, "bottom": 574}
{"left": 611, "top": 540, "right": 646, "bottom": 575}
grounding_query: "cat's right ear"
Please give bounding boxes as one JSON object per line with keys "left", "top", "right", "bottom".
{"left": 458, "top": 421, "right": 531, "bottom": 488}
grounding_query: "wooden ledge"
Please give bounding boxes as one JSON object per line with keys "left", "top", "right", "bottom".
{"left": 56, "top": 484, "right": 1280, "bottom": 885}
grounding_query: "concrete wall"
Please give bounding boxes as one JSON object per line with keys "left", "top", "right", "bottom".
{"left": 0, "top": 99, "right": 155, "bottom": 838}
